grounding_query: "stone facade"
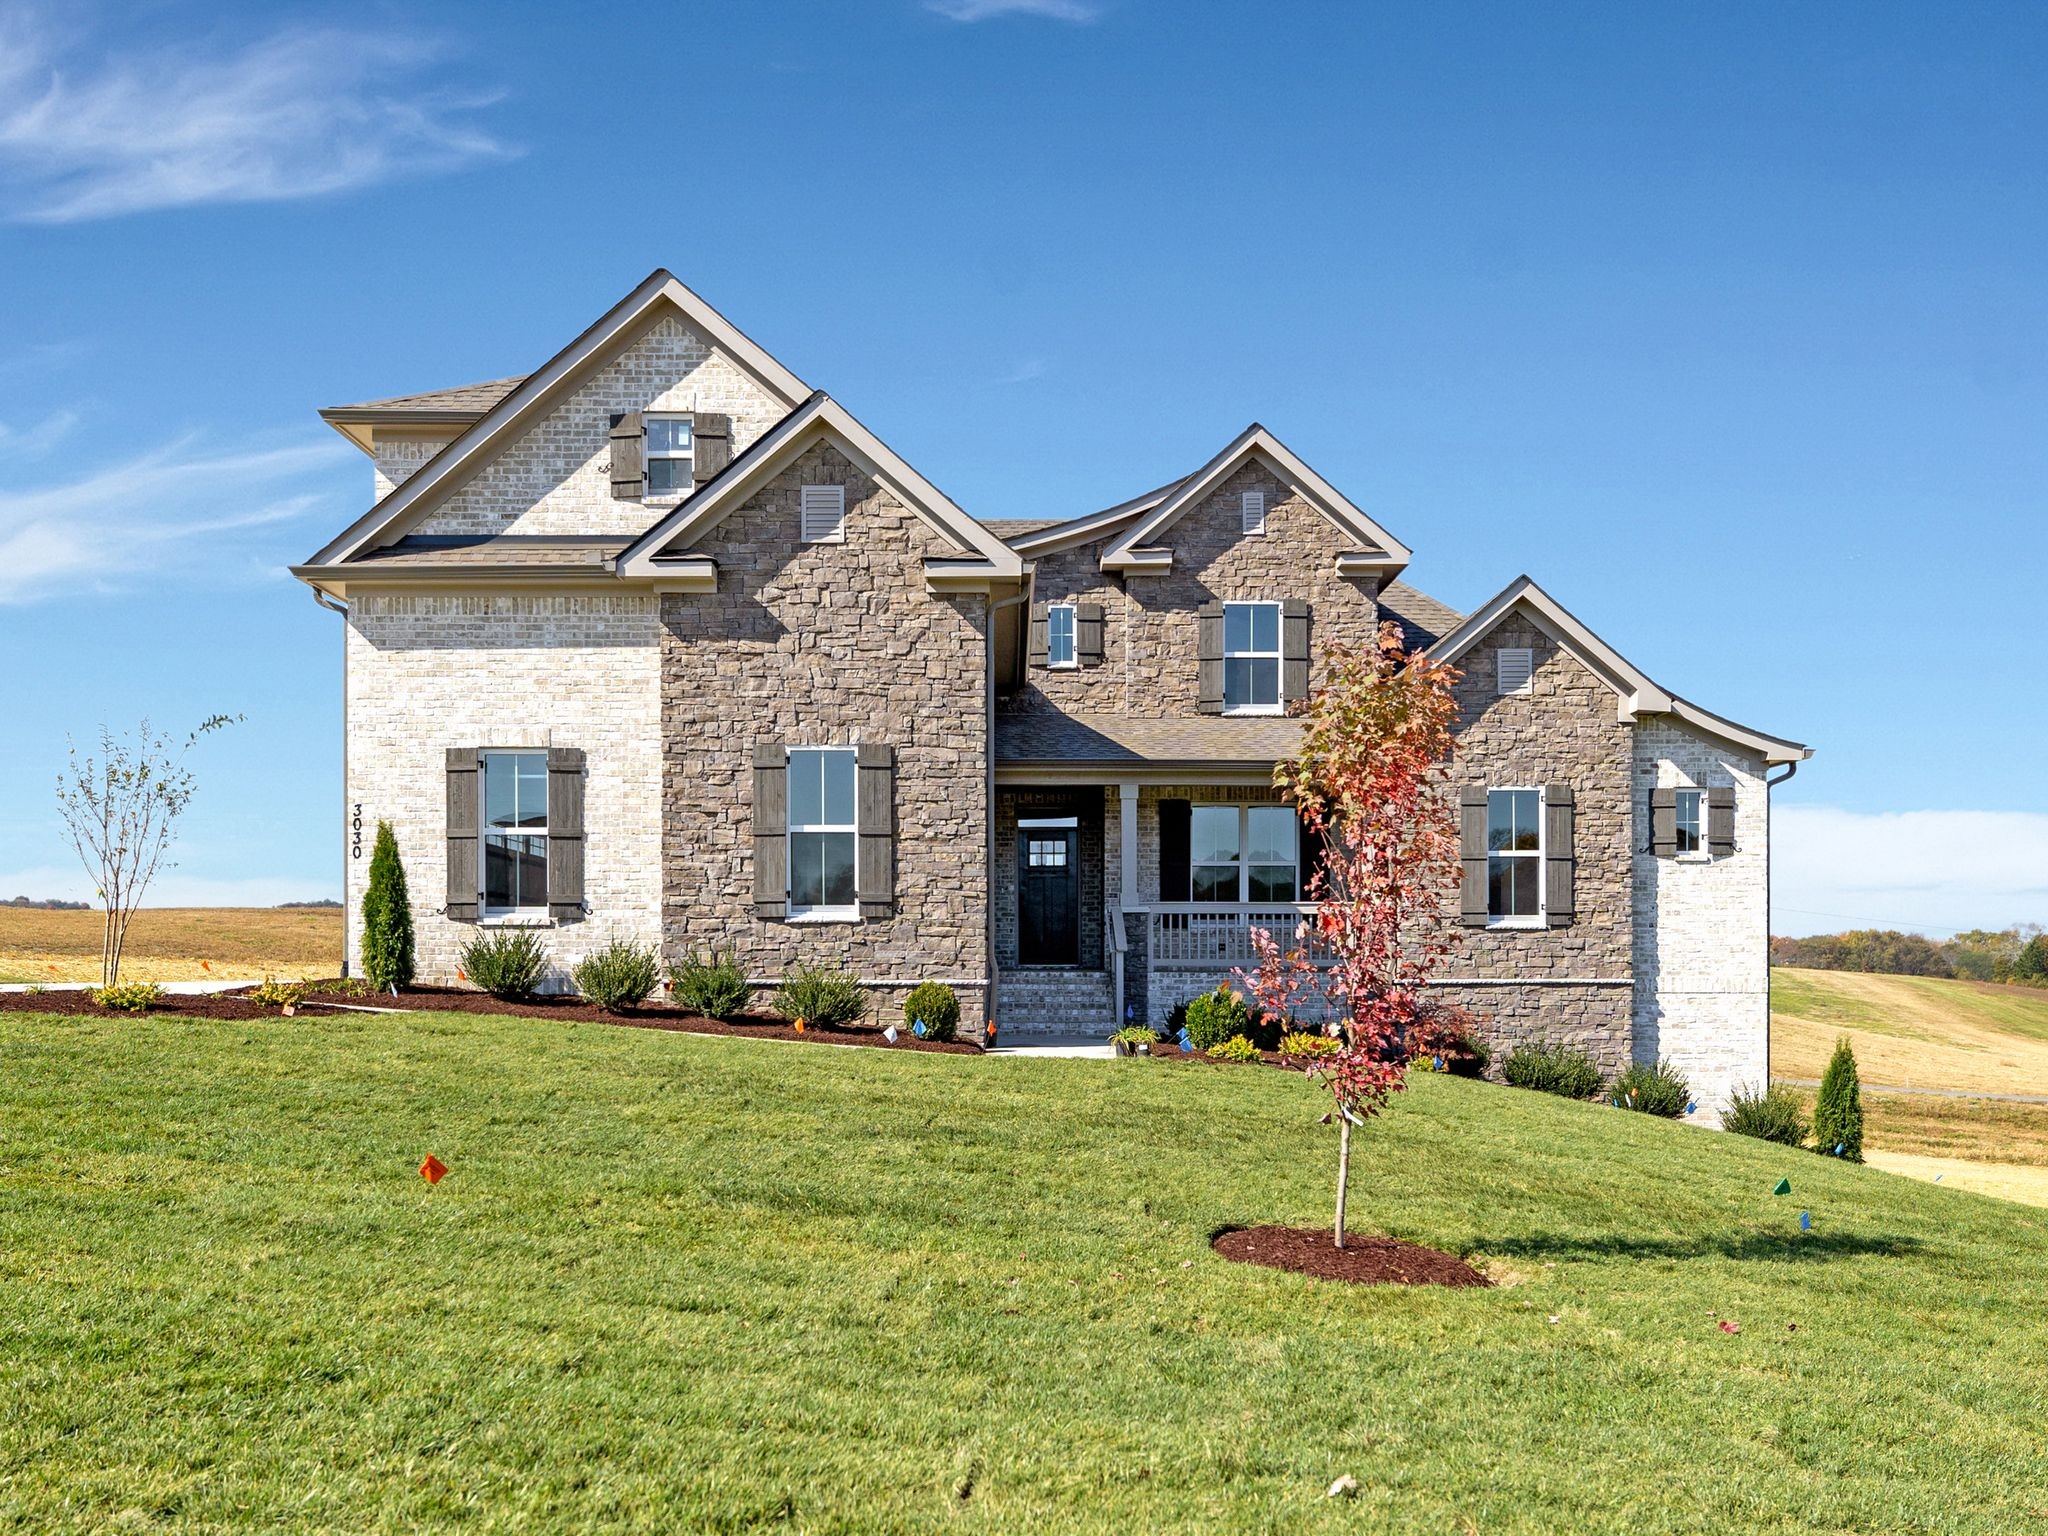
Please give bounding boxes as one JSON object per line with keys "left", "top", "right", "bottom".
{"left": 658, "top": 441, "right": 992, "bottom": 1025}
{"left": 342, "top": 592, "right": 663, "bottom": 986}
{"left": 412, "top": 314, "right": 791, "bottom": 540}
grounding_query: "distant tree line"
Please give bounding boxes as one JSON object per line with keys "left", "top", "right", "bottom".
{"left": 1772, "top": 925, "right": 2048, "bottom": 986}
{"left": 277, "top": 899, "right": 342, "bottom": 909}
{"left": 5, "top": 896, "right": 91, "bottom": 910}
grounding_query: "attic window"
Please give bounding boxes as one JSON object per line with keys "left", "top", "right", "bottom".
{"left": 1496, "top": 647, "right": 1534, "bottom": 697}
{"left": 645, "top": 415, "right": 693, "bottom": 495}
{"left": 801, "top": 485, "right": 846, "bottom": 544}
{"left": 1241, "top": 489, "right": 1266, "bottom": 535}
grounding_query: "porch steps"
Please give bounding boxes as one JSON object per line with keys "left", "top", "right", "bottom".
{"left": 996, "top": 969, "right": 1117, "bottom": 1038}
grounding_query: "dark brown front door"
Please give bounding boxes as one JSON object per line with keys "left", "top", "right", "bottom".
{"left": 1018, "top": 828, "right": 1079, "bottom": 966}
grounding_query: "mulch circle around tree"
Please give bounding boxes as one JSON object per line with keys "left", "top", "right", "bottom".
{"left": 1212, "top": 1225, "right": 1492, "bottom": 1287}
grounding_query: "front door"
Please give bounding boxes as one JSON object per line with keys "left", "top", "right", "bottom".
{"left": 1018, "top": 828, "right": 1080, "bottom": 966}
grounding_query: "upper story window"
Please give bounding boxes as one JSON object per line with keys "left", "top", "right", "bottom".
{"left": 1191, "top": 804, "right": 1299, "bottom": 904}
{"left": 787, "top": 747, "right": 857, "bottom": 920}
{"left": 1223, "top": 601, "right": 1282, "bottom": 715}
{"left": 1496, "top": 647, "right": 1534, "bottom": 696}
{"left": 1241, "top": 490, "right": 1266, "bottom": 535}
{"left": 1674, "top": 788, "right": 1704, "bottom": 856}
{"left": 801, "top": 484, "right": 846, "bottom": 543}
{"left": 1487, "top": 788, "right": 1542, "bottom": 925}
{"left": 645, "top": 415, "right": 693, "bottom": 495}
{"left": 1046, "top": 604, "right": 1077, "bottom": 667}
{"left": 482, "top": 750, "right": 548, "bottom": 914}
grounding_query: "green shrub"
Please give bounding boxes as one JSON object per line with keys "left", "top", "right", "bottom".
{"left": 1444, "top": 1030, "right": 1493, "bottom": 1078}
{"left": 1206, "top": 1034, "right": 1261, "bottom": 1063}
{"left": 1183, "top": 986, "right": 1252, "bottom": 1050}
{"left": 359, "top": 820, "right": 415, "bottom": 992}
{"left": 775, "top": 964, "right": 867, "bottom": 1028}
{"left": 1280, "top": 1028, "right": 1339, "bottom": 1059}
{"left": 90, "top": 980, "right": 164, "bottom": 1013}
{"left": 670, "top": 951, "right": 753, "bottom": 1020}
{"left": 460, "top": 930, "right": 550, "bottom": 1001}
{"left": 903, "top": 981, "right": 961, "bottom": 1042}
{"left": 1812, "top": 1036, "right": 1865, "bottom": 1162}
{"left": 248, "top": 976, "right": 307, "bottom": 1012}
{"left": 1502, "top": 1042, "right": 1605, "bottom": 1100}
{"left": 1724, "top": 1083, "right": 1808, "bottom": 1147}
{"left": 572, "top": 939, "right": 662, "bottom": 1013}
{"left": 1611, "top": 1059, "right": 1690, "bottom": 1117}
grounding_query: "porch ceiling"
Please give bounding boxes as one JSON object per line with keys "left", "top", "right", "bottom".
{"left": 995, "top": 710, "right": 1300, "bottom": 784}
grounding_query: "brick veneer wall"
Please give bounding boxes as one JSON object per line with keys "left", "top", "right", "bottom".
{"left": 342, "top": 592, "right": 664, "bottom": 986}
{"left": 372, "top": 434, "right": 453, "bottom": 501}
{"left": 412, "top": 314, "right": 791, "bottom": 540}
{"left": 659, "top": 441, "right": 991, "bottom": 1024}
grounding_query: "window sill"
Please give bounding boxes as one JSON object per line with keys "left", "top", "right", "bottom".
{"left": 1223, "top": 706, "right": 1285, "bottom": 718}
{"left": 1485, "top": 917, "right": 1547, "bottom": 931}
{"left": 787, "top": 908, "right": 861, "bottom": 925}
{"left": 1047, "top": 662, "right": 1079, "bottom": 672}
{"left": 480, "top": 912, "right": 554, "bottom": 928}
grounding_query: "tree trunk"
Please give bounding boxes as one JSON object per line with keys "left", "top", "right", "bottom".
{"left": 1334, "top": 1115, "right": 1351, "bottom": 1249}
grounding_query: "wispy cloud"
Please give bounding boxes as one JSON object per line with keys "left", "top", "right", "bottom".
{"left": 0, "top": 409, "right": 77, "bottom": 459}
{"left": 0, "top": 433, "right": 351, "bottom": 604}
{"left": 927, "top": 0, "right": 1099, "bottom": 21}
{"left": 989, "top": 357, "right": 1050, "bottom": 386}
{"left": 1775, "top": 805, "right": 2048, "bottom": 937}
{"left": 0, "top": 12, "right": 515, "bottom": 222}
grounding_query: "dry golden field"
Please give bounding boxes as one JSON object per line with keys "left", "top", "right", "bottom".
{"left": 0, "top": 907, "right": 342, "bottom": 983}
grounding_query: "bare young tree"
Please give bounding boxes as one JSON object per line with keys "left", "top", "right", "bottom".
{"left": 55, "top": 716, "right": 239, "bottom": 986}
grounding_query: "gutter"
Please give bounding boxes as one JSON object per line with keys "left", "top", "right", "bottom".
{"left": 308, "top": 586, "right": 351, "bottom": 976}
{"left": 1761, "top": 757, "right": 1801, "bottom": 1086}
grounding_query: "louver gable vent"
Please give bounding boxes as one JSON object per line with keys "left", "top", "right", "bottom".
{"left": 801, "top": 485, "right": 846, "bottom": 543}
{"left": 1496, "top": 647, "right": 1534, "bottom": 696}
{"left": 1241, "top": 490, "right": 1266, "bottom": 534}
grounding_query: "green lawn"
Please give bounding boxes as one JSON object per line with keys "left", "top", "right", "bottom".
{"left": 3, "top": 1012, "right": 2046, "bottom": 1533}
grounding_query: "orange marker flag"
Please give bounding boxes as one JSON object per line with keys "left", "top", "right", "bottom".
{"left": 420, "top": 1154, "right": 448, "bottom": 1185}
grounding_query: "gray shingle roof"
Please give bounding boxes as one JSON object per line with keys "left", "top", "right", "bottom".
{"left": 348, "top": 536, "right": 631, "bottom": 570}
{"left": 1378, "top": 580, "right": 1462, "bottom": 649}
{"left": 326, "top": 376, "right": 528, "bottom": 415}
{"left": 997, "top": 710, "right": 1302, "bottom": 765}
{"left": 980, "top": 518, "right": 1065, "bottom": 540}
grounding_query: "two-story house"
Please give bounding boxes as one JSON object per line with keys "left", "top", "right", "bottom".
{"left": 295, "top": 270, "right": 1809, "bottom": 1119}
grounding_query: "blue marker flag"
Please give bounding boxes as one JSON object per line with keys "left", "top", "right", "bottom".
{"left": 1685, "top": 1102, "right": 1697, "bottom": 1115}
{"left": 1800, "top": 1211, "right": 1812, "bottom": 1232}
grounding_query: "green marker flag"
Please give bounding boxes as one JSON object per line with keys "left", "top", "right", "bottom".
{"left": 1773, "top": 1177, "right": 1792, "bottom": 1196}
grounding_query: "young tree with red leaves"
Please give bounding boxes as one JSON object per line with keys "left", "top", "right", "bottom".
{"left": 1236, "top": 621, "right": 1468, "bottom": 1248}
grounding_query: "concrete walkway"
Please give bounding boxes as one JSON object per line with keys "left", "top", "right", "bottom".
{"left": 987, "top": 1033, "right": 1115, "bottom": 1058}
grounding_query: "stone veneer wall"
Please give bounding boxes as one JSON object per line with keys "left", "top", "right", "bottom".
{"left": 1632, "top": 722, "right": 1771, "bottom": 1123}
{"left": 412, "top": 314, "right": 791, "bottom": 540}
{"left": 1433, "top": 617, "right": 1636, "bottom": 1073}
{"left": 659, "top": 441, "right": 991, "bottom": 1025}
{"left": 342, "top": 592, "right": 663, "bottom": 986}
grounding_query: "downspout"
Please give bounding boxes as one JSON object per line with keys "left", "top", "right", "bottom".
{"left": 311, "top": 588, "right": 351, "bottom": 975}
{"left": 1762, "top": 758, "right": 1800, "bottom": 1084}
{"left": 985, "top": 574, "right": 1033, "bottom": 1044}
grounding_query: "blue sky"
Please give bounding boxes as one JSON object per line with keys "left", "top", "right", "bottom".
{"left": 1, "top": 0, "right": 2043, "bottom": 934}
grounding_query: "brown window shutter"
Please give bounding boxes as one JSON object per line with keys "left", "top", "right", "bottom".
{"left": 1196, "top": 603, "right": 1224, "bottom": 714}
{"left": 752, "top": 744, "right": 787, "bottom": 920}
{"left": 1544, "top": 782, "right": 1575, "bottom": 927}
{"left": 1159, "top": 798, "right": 1191, "bottom": 902}
{"left": 1650, "top": 787, "right": 1678, "bottom": 858}
{"left": 1708, "top": 786, "right": 1736, "bottom": 856}
{"left": 1027, "top": 602, "right": 1049, "bottom": 668}
{"left": 1281, "top": 598, "right": 1311, "bottom": 704}
{"left": 547, "top": 747, "right": 586, "bottom": 922}
{"left": 691, "top": 411, "right": 731, "bottom": 486}
{"left": 1077, "top": 601, "right": 1106, "bottom": 667}
{"left": 445, "top": 748, "right": 480, "bottom": 922}
{"left": 855, "top": 744, "right": 895, "bottom": 920}
{"left": 1459, "top": 786, "right": 1489, "bottom": 927}
{"left": 609, "top": 411, "right": 644, "bottom": 500}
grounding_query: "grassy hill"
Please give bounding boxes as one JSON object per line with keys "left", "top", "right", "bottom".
{"left": 0, "top": 905, "right": 342, "bottom": 983}
{"left": 3, "top": 1008, "right": 2045, "bottom": 1532}
{"left": 1771, "top": 965, "right": 2048, "bottom": 1097}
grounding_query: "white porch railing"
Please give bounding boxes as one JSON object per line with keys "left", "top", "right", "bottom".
{"left": 1147, "top": 904, "right": 1328, "bottom": 969}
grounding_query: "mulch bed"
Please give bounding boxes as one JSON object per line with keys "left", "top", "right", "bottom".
{"left": 1212, "top": 1225, "right": 1492, "bottom": 1287}
{"left": 0, "top": 983, "right": 981, "bottom": 1053}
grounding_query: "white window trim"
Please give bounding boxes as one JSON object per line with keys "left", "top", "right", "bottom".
{"left": 786, "top": 745, "right": 859, "bottom": 923}
{"left": 1190, "top": 804, "right": 1300, "bottom": 905}
{"left": 1673, "top": 786, "right": 1709, "bottom": 862}
{"left": 480, "top": 749, "right": 550, "bottom": 919}
{"left": 1241, "top": 489, "right": 1266, "bottom": 535}
{"left": 800, "top": 484, "right": 846, "bottom": 544}
{"left": 1222, "top": 600, "right": 1284, "bottom": 717}
{"left": 1046, "top": 603, "right": 1078, "bottom": 669}
{"left": 1496, "top": 647, "right": 1534, "bottom": 697}
{"left": 1485, "top": 785, "right": 1546, "bottom": 929}
{"left": 644, "top": 413, "right": 694, "bottom": 500}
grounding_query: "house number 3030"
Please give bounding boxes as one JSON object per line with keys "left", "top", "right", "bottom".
{"left": 351, "top": 805, "right": 364, "bottom": 859}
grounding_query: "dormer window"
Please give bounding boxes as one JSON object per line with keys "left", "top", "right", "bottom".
{"left": 645, "top": 415, "right": 693, "bottom": 495}
{"left": 1223, "top": 601, "right": 1282, "bottom": 714}
{"left": 1496, "top": 647, "right": 1533, "bottom": 696}
{"left": 1241, "top": 490, "right": 1266, "bottom": 535}
{"left": 801, "top": 485, "right": 846, "bottom": 543}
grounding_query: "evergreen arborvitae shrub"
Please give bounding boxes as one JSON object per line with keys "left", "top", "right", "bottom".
{"left": 1812, "top": 1036, "right": 1865, "bottom": 1162}
{"left": 359, "top": 821, "right": 415, "bottom": 992}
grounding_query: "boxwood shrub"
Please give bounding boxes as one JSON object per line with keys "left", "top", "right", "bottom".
{"left": 460, "top": 930, "right": 549, "bottom": 1001}
{"left": 1723, "top": 1082, "right": 1807, "bottom": 1146}
{"left": 1502, "top": 1042, "right": 1605, "bottom": 1100}
{"left": 903, "top": 981, "right": 960, "bottom": 1042}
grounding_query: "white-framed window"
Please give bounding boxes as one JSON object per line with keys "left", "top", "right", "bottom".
{"left": 481, "top": 750, "right": 549, "bottom": 914}
{"left": 801, "top": 484, "right": 846, "bottom": 543}
{"left": 1496, "top": 647, "right": 1534, "bottom": 697}
{"left": 1046, "top": 604, "right": 1077, "bottom": 667}
{"left": 1674, "top": 788, "right": 1705, "bottom": 857}
{"left": 1190, "top": 804, "right": 1299, "bottom": 904}
{"left": 645, "top": 414, "right": 693, "bottom": 496}
{"left": 1223, "top": 601, "right": 1282, "bottom": 714}
{"left": 1487, "top": 787, "right": 1543, "bottom": 925}
{"left": 787, "top": 747, "right": 857, "bottom": 920}
{"left": 1241, "top": 489, "right": 1266, "bottom": 535}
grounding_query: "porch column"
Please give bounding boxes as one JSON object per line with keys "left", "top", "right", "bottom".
{"left": 1116, "top": 781, "right": 1143, "bottom": 1025}
{"left": 1116, "top": 780, "right": 1139, "bottom": 905}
